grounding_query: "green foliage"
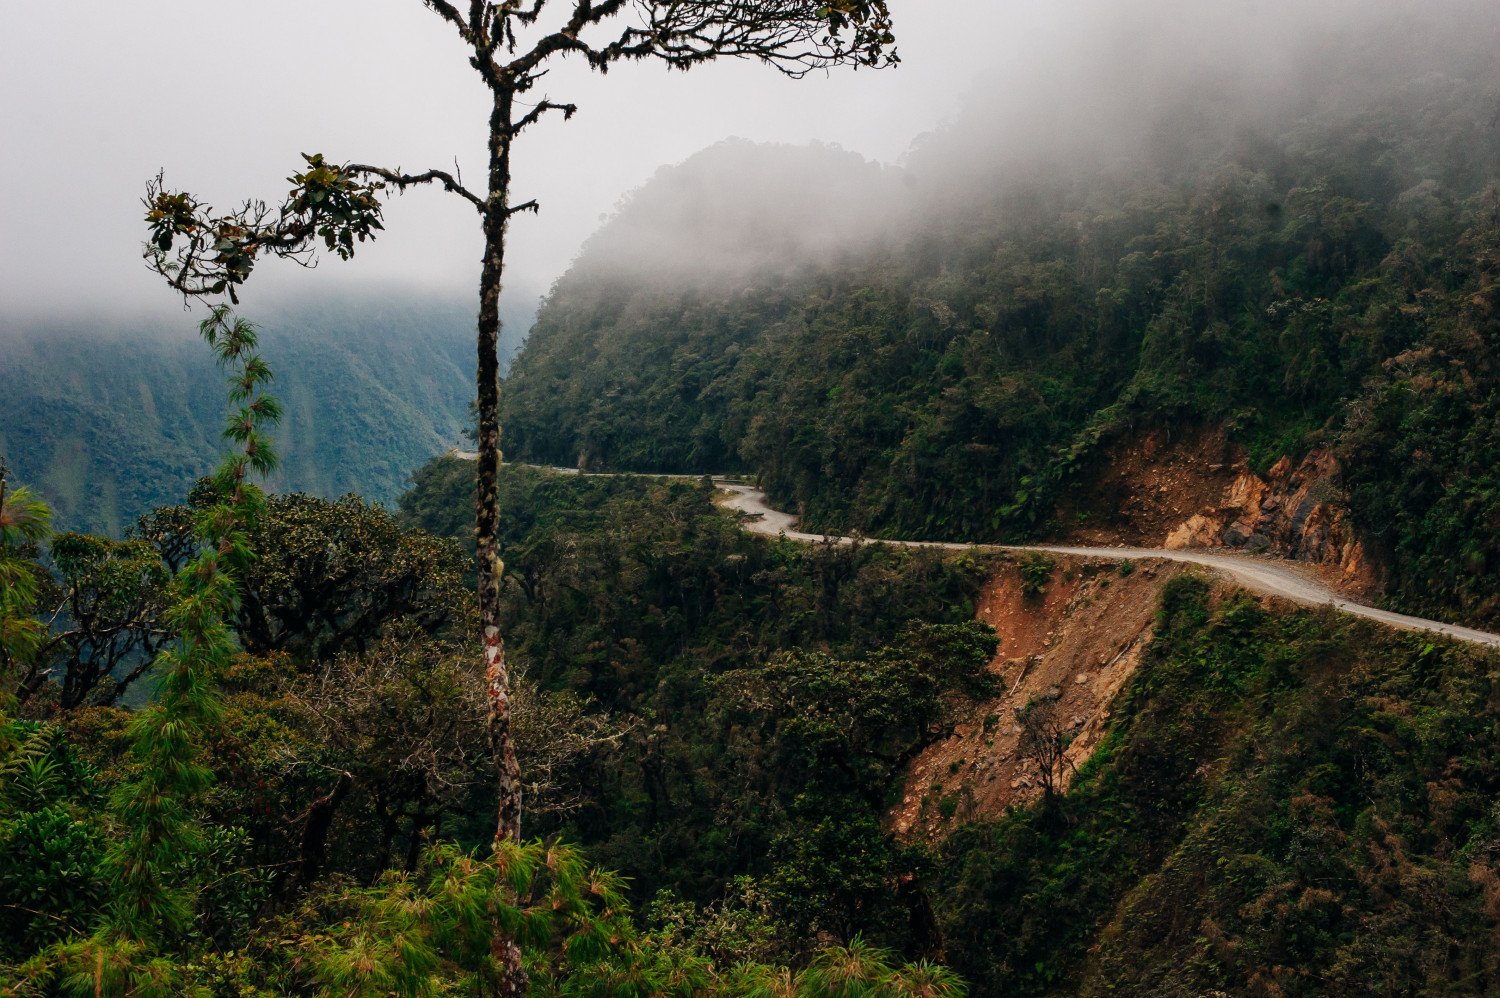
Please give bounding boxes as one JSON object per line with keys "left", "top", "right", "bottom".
{"left": 14, "top": 438, "right": 1500, "bottom": 994}
{"left": 718, "top": 622, "right": 996, "bottom": 939}
{"left": 0, "top": 475, "right": 51, "bottom": 702}
{"left": 17, "top": 41, "right": 1500, "bottom": 983}
{"left": 261, "top": 841, "right": 644, "bottom": 995}
{"left": 145, "top": 155, "right": 386, "bottom": 298}
{"left": 108, "top": 307, "right": 280, "bottom": 940}
{"left": 0, "top": 806, "right": 108, "bottom": 952}
{"left": 649, "top": 877, "right": 788, "bottom": 968}
{"left": 230, "top": 491, "right": 472, "bottom": 662}
{"left": 1339, "top": 209, "right": 1500, "bottom": 625}
{"left": 0, "top": 721, "right": 108, "bottom": 957}
{"left": 933, "top": 576, "right": 1500, "bottom": 995}
{"left": 0, "top": 479, "right": 50, "bottom": 549}
{"left": 402, "top": 459, "right": 994, "bottom": 947}
{"left": 720, "top": 622, "right": 998, "bottom": 814}
{"left": 499, "top": 63, "right": 1500, "bottom": 626}
{"left": 1016, "top": 554, "right": 1053, "bottom": 599}
{"left": 34, "top": 532, "right": 173, "bottom": 708}
{"left": 2, "top": 450, "right": 981, "bottom": 990}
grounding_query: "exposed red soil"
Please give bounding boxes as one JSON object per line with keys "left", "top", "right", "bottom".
{"left": 1060, "top": 426, "right": 1378, "bottom": 598}
{"left": 892, "top": 554, "right": 1185, "bottom": 840}
{"left": 1060, "top": 426, "right": 1243, "bottom": 546}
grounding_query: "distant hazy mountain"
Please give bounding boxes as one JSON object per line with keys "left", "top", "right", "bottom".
{"left": 0, "top": 292, "right": 532, "bottom": 534}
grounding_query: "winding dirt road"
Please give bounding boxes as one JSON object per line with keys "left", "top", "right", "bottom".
{"left": 714, "top": 482, "right": 1500, "bottom": 650}
{"left": 455, "top": 454, "right": 1500, "bottom": 648}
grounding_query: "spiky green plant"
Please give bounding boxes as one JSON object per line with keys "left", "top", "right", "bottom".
{"left": 273, "top": 840, "right": 673, "bottom": 996}
{"left": 0, "top": 466, "right": 52, "bottom": 706}
{"left": 881, "top": 960, "right": 969, "bottom": 998}
{"left": 105, "top": 306, "right": 279, "bottom": 940}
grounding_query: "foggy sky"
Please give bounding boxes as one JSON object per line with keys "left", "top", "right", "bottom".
{"left": 3, "top": 0, "right": 1494, "bottom": 327}
{"left": 0, "top": 0, "right": 1024, "bottom": 324}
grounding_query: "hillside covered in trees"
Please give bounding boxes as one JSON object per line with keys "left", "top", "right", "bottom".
{"left": 7, "top": 0, "right": 1500, "bottom": 993}
{"left": 410, "top": 459, "right": 1500, "bottom": 994}
{"left": 0, "top": 293, "right": 530, "bottom": 534}
{"left": 10, "top": 435, "right": 1498, "bottom": 993}
{"left": 501, "top": 6, "right": 1500, "bottom": 627}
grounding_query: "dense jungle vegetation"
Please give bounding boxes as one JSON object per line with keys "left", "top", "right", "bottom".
{"left": 400, "top": 459, "right": 996, "bottom": 923}
{"left": 501, "top": 31, "right": 1500, "bottom": 627}
{"left": 1, "top": 290, "right": 974, "bottom": 991}
{"left": 12, "top": 438, "right": 1497, "bottom": 993}
{"left": 11, "top": 349, "right": 1500, "bottom": 990}
{"left": 6, "top": 5, "right": 1500, "bottom": 993}
{"left": 937, "top": 575, "right": 1500, "bottom": 995}
{"left": 408, "top": 460, "right": 1500, "bottom": 995}
{"left": 0, "top": 427, "right": 984, "bottom": 991}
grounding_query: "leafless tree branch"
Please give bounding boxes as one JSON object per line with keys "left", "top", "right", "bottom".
{"left": 423, "top": 0, "right": 480, "bottom": 45}
{"left": 512, "top": 98, "right": 579, "bottom": 134}
{"left": 346, "top": 163, "right": 486, "bottom": 210}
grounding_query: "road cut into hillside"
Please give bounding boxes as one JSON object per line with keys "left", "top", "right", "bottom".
{"left": 452, "top": 454, "right": 1500, "bottom": 649}
{"left": 715, "top": 482, "right": 1500, "bottom": 650}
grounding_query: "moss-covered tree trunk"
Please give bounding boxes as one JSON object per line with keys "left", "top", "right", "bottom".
{"left": 477, "top": 85, "right": 528, "bottom": 998}
{"left": 477, "top": 87, "right": 523, "bottom": 853}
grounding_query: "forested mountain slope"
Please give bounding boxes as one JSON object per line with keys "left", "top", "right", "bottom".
{"left": 0, "top": 293, "right": 530, "bottom": 534}
{"left": 501, "top": 9, "right": 1500, "bottom": 627}
{"left": 390, "top": 459, "right": 1500, "bottom": 996}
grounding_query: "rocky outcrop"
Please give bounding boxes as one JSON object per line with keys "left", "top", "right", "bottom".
{"left": 1163, "top": 449, "right": 1376, "bottom": 594}
{"left": 1065, "top": 426, "right": 1378, "bottom": 596}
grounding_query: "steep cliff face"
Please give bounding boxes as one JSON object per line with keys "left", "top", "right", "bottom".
{"left": 1163, "top": 449, "right": 1377, "bottom": 594}
{"left": 1065, "top": 426, "right": 1378, "bottom": 596}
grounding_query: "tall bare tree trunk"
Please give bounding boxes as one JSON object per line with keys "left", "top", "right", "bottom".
{"left": 478, "top": 90, "right": 522, "bottom": 851}
{"left": 477, "top": 87, "right": 527, "bottom": 998}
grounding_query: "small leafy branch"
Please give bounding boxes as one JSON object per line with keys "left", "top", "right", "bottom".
{"left": 144, "top": 156, "right": 391, "bottom": 304}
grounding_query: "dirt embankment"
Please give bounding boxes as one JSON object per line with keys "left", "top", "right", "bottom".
{"left": 1062, "top": 426, "right": 1377, "bottom": 597}
{"left": 892, "top": 554, "right": 1184, "bottom": 840}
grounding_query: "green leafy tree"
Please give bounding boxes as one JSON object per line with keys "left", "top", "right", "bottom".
{"left": 0, "top": 307, "right": 283, "bottom": 987}
{"left": 231, "top": 492, "right": 472, "bottom": 662}
{"left": 24, "top": 532, "right": 172, "bottom": 709}
{"left": 253, "top": 623, "right": 633, "bottom": 894}
{"left": 711, "top": 622, "right": 996, "bottom": 941}
{"left": 0, "top": 724, "right": 109, "bottom": 959}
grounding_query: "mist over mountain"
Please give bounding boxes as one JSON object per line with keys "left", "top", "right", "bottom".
{"left": 909, "top": 0, "right": 1499, "bottom": 185}
{"left": 503, "top": 0, "right": 1500, "bottom": 626}
{"left": 568, "top": 139, "right": 911, "bottom": 287}
{"left": 1, "top": 292, "right": 533, "bottom": 534}
{"left": 541, "top": 0, "right": 1500, "bottom": 283}
{"left": 12, "top": 2, "right": 1500, "bottom": 993}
